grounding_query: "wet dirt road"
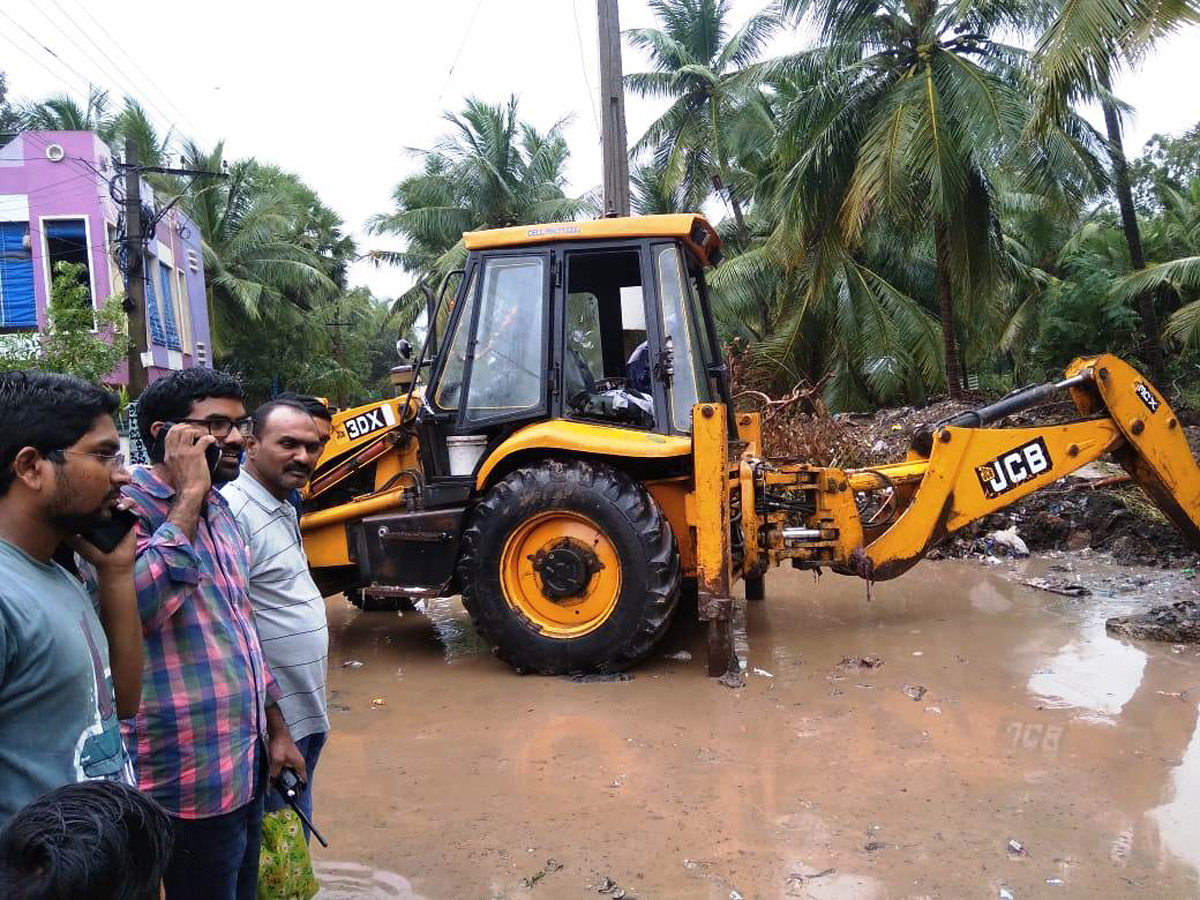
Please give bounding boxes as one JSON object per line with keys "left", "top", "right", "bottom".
{"left": 311, "top": 558, "right": 1200, "bottom": 899}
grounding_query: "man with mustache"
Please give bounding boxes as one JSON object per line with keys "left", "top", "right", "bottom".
{"left": 222, "top": 399, "right": 329, "bottom": 840}
{"left": 0, "top": 372, "right": 140, "bottom": 826}
{"left": 126, "top": 369, "right": 304, "bottom": 900}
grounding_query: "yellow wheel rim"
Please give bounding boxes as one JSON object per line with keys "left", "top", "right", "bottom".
{"left": 500, "top": 511, "right": 622, "bottom": 638}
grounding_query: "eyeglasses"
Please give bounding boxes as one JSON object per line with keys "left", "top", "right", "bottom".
{"left": 47, "top": 448, "right": 127, "bottom": 469}
{"left": 175, "top": 417, "right": 253, "bottom": 439}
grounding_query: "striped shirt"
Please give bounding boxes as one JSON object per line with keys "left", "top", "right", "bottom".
{"left": 122, "top": 465, "right": 278, "bottom": 819}
{"left": 222, "top": 471, "right": 329, "bottom": 742}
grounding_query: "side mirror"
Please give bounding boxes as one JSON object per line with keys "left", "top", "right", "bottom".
{"left": 396, "top": 338, "right": 413, "bottom": 361}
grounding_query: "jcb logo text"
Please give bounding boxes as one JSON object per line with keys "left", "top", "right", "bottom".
{"left": 975, "top": 438, "right": 1052, "bottom": 499}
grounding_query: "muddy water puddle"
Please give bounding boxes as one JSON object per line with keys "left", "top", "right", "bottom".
{"left": 313, "top": 558, "right": 1200, "bottom": 898}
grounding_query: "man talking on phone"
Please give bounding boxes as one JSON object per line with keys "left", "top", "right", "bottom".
{"left": 0, "top": 372, "right": 140, "bottom": 826}
{"left": 122, "top": 369, "right": 305, "bottom": 900}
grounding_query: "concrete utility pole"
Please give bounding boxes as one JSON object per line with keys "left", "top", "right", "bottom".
{"left": 123, "top": 137, "right": 149, "bottom": 397}
{"left": 597, "top": 0, "right": 630, "bottom": 217}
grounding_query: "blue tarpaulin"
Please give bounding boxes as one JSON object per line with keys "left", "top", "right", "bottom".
{"left": 0, "top": 222, "right": 36, "bottom": 328}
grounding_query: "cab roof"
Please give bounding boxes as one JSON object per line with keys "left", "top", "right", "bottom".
{"left": 462, "top": 214, "right": 722, "bottom": 267}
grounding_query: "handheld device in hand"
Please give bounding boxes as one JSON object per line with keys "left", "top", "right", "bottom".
{"left": 154, "top": 421, "right": 223, "bottom": 474}
{"left": 275, "top": 767, "right": 329, "bottom": 847}
{"left": 77, "top": 506, "right": 138, "bottom": 554}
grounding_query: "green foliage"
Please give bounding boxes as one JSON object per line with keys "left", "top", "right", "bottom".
{"left": 368, "top": 96, "right": 593, "bottom": 329}
{"left": 221, "top": 287, "right": 398, "bottom": 408}
{"left": 1037, "top": 261, "right": 1140, "bottom": 370}
{"left": 1131, "top": 123, "right": 1200, "bottom": 211}
{"left": 0, "top": 262, "right": 129, "bottom": 384}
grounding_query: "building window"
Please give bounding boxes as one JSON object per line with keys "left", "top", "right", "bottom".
{"left": 43, "top": 219, "right": 93, "bottom": 309}
{"left": 158, "top": 260, "right": 182, "bottom": 351}
{"left": 175, "top": 269, "right": 192, "bottom": 353}
{"left": 0, "top": 222, "right": 36, "bottom": 330}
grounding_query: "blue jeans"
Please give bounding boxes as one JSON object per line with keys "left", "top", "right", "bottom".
{"left": 264, "top": 731, "right": 326, "bottom": 843}
{"left": 164, "top": 762, "right": 265, "bottom": 900}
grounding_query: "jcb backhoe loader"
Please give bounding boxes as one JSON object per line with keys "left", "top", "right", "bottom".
{"left": 299, "top": 214, "right": 1200, "bottom": 676}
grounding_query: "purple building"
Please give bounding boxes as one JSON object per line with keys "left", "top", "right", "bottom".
{"left": 0, "top": 130, "right": 211, "bottom": 385}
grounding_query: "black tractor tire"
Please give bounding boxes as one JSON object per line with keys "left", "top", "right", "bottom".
{"left": 459, "top": 459, "right": 681, "bottom": 674}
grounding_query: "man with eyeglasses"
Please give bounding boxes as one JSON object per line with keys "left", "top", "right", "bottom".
{"left": 0, "top": 372, "right": 141, "bottom": 826}
{"left": 121, "top": 368, "right": 305, "bottom": 900}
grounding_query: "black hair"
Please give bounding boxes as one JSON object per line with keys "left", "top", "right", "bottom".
{"left": 0, "top": 371, "right": 119, "bottom": 497}
{"left": 274, "top": 391, "right": 332, "bottom": 422}
{"left": 252, "top": 398, "right": 314, "bottom": 437}
{"left": 136, "top": 368, "right": 244, "bottom": 462}
{"left": 0, "top": 780, "right": 174, "bottom": 900}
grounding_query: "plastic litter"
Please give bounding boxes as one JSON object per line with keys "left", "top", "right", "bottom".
{"left": 664, "top": 650, "right": 693, "bottom": 661}
{"left": 987, "top": 526, "right": 1029, "bottom": 557}
{"left": 371, "top": 697, "right": 386, "bottom": 708}
{"left": 902, "top": 683, "right": 927, "bottom": 701}
{"left": 999, "top": 889, "right": 1015, "bottom": 900}
{"left": 1007, "top": 838, "right": 1028, "bottom": 857}
{"left": 1045, "top": 878, "right": 1064, "bottom": 886}
{"left": 753, "top": 667, "right": 774, "bottom": 678}
{"left": 341, "top": 660, "right": 364, "bottom": 668}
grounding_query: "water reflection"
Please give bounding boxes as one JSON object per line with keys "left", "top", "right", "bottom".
{"left": 1152, "top": 704, "right": 1200, "bottom": 874}
{"left": 1027, "top": 621, "right": 1148, "bottom": 720}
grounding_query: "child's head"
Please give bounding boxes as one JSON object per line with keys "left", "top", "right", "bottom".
{"left": 0, "top": 781, "right": 174, "bottom": 900}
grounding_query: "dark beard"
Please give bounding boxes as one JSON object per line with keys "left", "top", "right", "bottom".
{"left": 47, "top": 468, "right": 112, "bottom": 534}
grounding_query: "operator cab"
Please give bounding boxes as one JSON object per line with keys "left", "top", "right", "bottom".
{"left": 418, "top": 215, "right": 727, "bottom": 485}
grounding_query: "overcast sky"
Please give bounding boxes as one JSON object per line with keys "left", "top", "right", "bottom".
{"left": 3, "top": 0, "right": 1198, "bottom": 301}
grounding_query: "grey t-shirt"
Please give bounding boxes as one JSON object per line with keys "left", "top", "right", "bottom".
{"left": 0, "top": 539, "right": 131, "bottom": 825}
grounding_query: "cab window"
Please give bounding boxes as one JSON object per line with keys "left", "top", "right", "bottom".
{"left": 655, "top": 244, "right": 707, "bottom": 433}
{"left": 464, "top": 255, "right": 546, "bottom": 422}
{"left": 432, "top": 268, "right": 477, "bottom": 411}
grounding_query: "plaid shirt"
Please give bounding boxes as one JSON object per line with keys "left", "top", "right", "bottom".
{"left": 122, "top": 465, "right": 278, "bottom": 819}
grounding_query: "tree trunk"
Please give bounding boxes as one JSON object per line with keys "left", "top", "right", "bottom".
{"left": 710, "top": 96, "right": 750, "bottom": 247}
{"left": 1099, "top": 70, "right": 1165, "bottom": 376}
{"left": 934, "top": 218, "right": 964, "bottom": 400}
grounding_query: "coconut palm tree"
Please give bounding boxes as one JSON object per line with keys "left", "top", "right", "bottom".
{"left": 176, "top": 141, "right": 341, "bottom": 353}
{"left": 1034, "top": 0, "right": 1200, "bottom": 372}
{"left": 767, "top": 0, "right": 1080, "bottom": 398}
{"left": 368, "top": 95, "right": 592, "bottom": 326}
{"left": 625, "top": 0, "right": 781, "bottom": 247}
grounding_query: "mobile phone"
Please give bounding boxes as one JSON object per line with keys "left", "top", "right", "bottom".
{"left": 154, "top": 422, "right": 223, "bottom": 474}
{"left": 77, "top": 506, "right": 139, "bottom": 554}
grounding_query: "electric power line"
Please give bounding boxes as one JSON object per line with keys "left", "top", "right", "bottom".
{"left": 0, "top": 8, "right": 101, "bottom": 97}
{"left": 65, "top": 0, "right": 213, "bottom": 147}
{"left": 571, "top": 0, "right": 604, "bottom": 143}
{"left": 23, "top": 0, "right": 180, "bottom": 141}
{"left": 436, "top": 0, "right": 487, "bottom": 108}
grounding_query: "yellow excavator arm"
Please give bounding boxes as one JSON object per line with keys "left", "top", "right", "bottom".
{"left": 713, "top": 354, "right": 1200, "bottom": 587}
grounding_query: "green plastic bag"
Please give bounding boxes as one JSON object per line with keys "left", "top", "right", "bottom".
{"left": 258, "top": 808, "right": 319, "bottom": 900}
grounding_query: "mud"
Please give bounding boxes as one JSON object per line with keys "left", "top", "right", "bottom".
{"left": 1109, "top": 599, "right": 1200, "bottom": 643}
{"left": 311, "top": 557, "right": 1200, "bottom": 898}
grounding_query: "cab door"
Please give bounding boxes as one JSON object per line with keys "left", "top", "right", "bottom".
{"left": 423, "top": 250, "right": 552, "bottom": 479}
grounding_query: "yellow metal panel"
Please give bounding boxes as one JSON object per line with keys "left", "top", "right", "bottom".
{"left": 691, "top": 403, "right": 731, "bottom": 608}
{"left": 645, "top": 478, "right": 695, "bottom": 575}
{"left": 475, "top": 421, "right": 692, "bottom": 489}
{"left": 461, "top": 214, "right": 721, "bottom": 266}
{"left": 734, "top": 411, "right": 762, "bottom": 456}
{"left": 324, "top": 397, "right": 414, "bottom": 460}
{"left": 303, "top": 523, "right": 351, "bottom": 567}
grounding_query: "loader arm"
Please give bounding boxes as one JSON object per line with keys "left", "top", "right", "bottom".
{"left": 714, "top": 354, "right": 1200, "bottom": 588}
